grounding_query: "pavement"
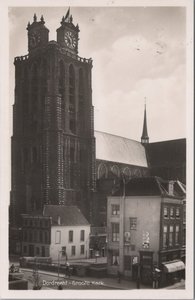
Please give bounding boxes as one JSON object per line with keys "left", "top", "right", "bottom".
{"left": 161, "top": 279, "right": 185, "bottom": 289}
{"left": 20, "top": 268, "right": 185, "bottom": 290}
{"left": 9, "top": 256, "right": 185, "bottom": 290}
{"left": 21, "top": 268, "right": 157, "bottom": 290}
{"left": 21, "top": 268, "right": 150, "bottom": 290}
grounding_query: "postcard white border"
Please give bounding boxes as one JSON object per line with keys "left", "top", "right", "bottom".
{"left": 0, "top": 0, "right": 194, "bottom": 299}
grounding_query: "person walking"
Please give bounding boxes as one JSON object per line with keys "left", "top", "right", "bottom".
{"left": 64, "top": 262, "right": 70, "bottom": 278}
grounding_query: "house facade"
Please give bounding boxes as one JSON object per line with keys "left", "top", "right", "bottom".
{"left": 107, "top": 177, "right": 185, "bottom": 285}
{"left": 21, "top": 205, "right": 90, "bottom": 261}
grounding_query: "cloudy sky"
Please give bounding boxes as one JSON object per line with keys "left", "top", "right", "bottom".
{"left": 9, "top": 6, "right": 187, "bottom": 142}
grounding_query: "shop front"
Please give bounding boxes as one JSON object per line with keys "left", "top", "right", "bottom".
{"left": 159, "top": 249, "right": 185, "bottom": 286}
{"left": 161, "top": 260, "right": 185, "bottom": 286}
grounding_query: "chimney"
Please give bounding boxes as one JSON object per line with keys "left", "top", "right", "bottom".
{"left": 168, "top": 181, "right": 174, "bottom": 196}
{"left": 57, "top": 215, "right": 61, "bottom": 225}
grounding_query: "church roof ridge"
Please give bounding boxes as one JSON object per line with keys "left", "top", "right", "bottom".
{"left": 94, "top": 130, "right": 140, "bottom": 144}
{"left": 95, "top": 130, "right": 148, "bottom": 167}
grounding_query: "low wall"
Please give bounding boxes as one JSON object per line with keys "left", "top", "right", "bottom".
{"left": 9, "top": 279, "right": 28, "bottom": 290}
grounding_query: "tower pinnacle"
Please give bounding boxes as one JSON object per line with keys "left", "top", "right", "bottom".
{"left": 141, "top": 100, "right": 149, "bottom": 145}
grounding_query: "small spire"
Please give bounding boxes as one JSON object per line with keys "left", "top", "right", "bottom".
{"left": 33, "top": 13, "right": 37, "bottom": 22}
{"left": 61, "top": 16, "right": 65, "bottom": 25}
{"left": 27, "top": 21, "right": 30, "bottom": 29}
{"left": 64, "top": 7, "right": 70, "bottom": 21}
{"left": 141, "top": 99, "right": 149, "bottom": 145}
{"left": 69, "top": 15, "right": 73, "bottom": 23}
{"left": 40, "top": 15, "right": 45, "bottom": 24}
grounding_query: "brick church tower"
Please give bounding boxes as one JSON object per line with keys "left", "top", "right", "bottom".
{"left": 10, "top": 12, "right": 96, "bottom": 226}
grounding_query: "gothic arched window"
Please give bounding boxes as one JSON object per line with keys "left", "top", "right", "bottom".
{"left": 78, "top": 68, "right": 85, "bottom": 133}
{"left": 79, "top": 68, "right": 84, "bottom": 98}
{"left": 59, "top": 60, "right": 65, "bottom": 109}
{"left": 69, "top": 64, "right": 75, "bottom": 110}
{"left": 111, "top": 165, "right": 120, "bottom": 177}
{"left": 69, "top": 64, "right": 76, "bottom": 134}
{"left": 97, "top": 163, "right": 108, "bottom": 179}
{"left": 133, "top": 168, "right": 142, "bottom": 178}
{"left": 122, "top": 167, "right": 131, "bottom": 179}
{"left": 23, "top": 66, "right": 29, "bottom": 115}
{"left": 41, "top": 59, "right": 47, "bottom": 109}
{"left": 31, "top": 63, "right": 39, "bottom": 113}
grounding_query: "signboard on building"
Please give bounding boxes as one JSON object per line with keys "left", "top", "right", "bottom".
{"left": 142, "top": 231, "right": 150, "bottom": 249}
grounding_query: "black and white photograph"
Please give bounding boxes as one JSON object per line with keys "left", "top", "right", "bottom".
{"left": 0, "top": 1, "right": 194, "bottom": 299}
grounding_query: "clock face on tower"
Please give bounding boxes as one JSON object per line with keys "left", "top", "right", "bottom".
{"left": 29, "top": 31, "right": 41, "bottom": 48}
{"left": 64, "top": 31, "right": 77, "bottom": 49}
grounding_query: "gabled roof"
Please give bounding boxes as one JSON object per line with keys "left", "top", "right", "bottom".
{"left": 43, "top": 205, "right": 90, "bottom": 226}
{"left": 114, "top": 176, "right": 186, "bottom": 199}
{"left": 95, "top": 131, "right": 148, "bottom": 167}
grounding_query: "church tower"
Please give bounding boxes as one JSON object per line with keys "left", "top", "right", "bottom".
{"left": 141, "top": 103, "right": 149, "bottom": 144}
{"left": 10, "top": 10, "right": 96, "bottom": 226}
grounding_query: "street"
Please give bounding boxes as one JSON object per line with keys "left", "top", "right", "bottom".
{"left": 22, "top": 269, "right": 117, "bottom": 290}
{"left": 21, "top": 268, "right": 185, "bottom": 290}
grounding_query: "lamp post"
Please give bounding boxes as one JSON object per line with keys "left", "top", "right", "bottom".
{"left": 58, "top": 249, "right": 67, "bottom": 281}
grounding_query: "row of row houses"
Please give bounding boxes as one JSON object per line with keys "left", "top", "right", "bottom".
{"left": 15, "top": 176, "right": 185, "bottom": 285}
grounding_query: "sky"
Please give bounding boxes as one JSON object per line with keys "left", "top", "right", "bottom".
{"left": 9, "top": 6, "right": 187, "bottom": 142}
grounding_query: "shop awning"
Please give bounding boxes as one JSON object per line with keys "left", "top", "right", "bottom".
{"left": 163, "top": 260, "right": 185, "bottom": 273}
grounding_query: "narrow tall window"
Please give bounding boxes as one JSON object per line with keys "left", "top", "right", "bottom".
{"left": 111, "top": 165, "right": 120, "bottom": 177}
{"left": 69, "top": 230, "right": 73, "bottom": 243}
{"left": 44, "top": 231, "right": 48, "bottom": 243}
{"left": 163, "top": 225, "right": 168, "bottom": 248}
{"left": 112, "top": 205, "right": 120, "bottom": 216}
{"left": 29, "top": 231, "right": 32, "bottom": 242}
{"left": 41, "top": 59, "right": 47, "bottom": 109}
{"left": 130, "top": 218, "right": 137, "bottom": 230}
{"left": 78, "top": 68, "right": 84, "bottom": 132}
{"left": 71, "top": 245, "right": 76, "bottom": 256}
{"left": 55, "top": 230, "right": 61, "bottom": 244}
{"left": 39, "top": 231, "right": 43, "bottom": 243}
{"left": 69, "top": 65, "right": 76, "bottom": 133}
{"left": 58, "top": 61, "right": 65, "bottom": 108}
{"left": 62, "top": 246, "right": 66, "bottom": 256}
{"left": 97, "top": 163, "right": 107, "bottom": 179}
{"left": 23, "top": 230, "right": 27, "bottom": 242}
{"left": 80, "top": 230, "right": 85, "bottom": 241}
{"left": 111, "top": 223, "right": 119, "bottom": 242}
{"left": 169, "top": 225, "right": 173, "bottom": 246}
{"left": 170, "top": 207, "right": 174, "bottom": 218}
{"left": 80, "top": 245, "right": 85, "bottom": 255}
{"left": 163, "top": 207, "right": 168, "bottom": 218}
{"left": 176, "top": 207, "right": 180, "bottom": 218}
{"left": 70, "top": 147, "right": 74, "bottom": 162}
{"left": 175, "top": 225, "right": 180, "bottom": 244}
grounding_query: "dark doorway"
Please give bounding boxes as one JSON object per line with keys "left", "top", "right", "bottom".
{"left": 41, "top": 246, "right": 45, "bottom": 257}
{"left": 29, "top": 244, "right": 34, "bottom": 257}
